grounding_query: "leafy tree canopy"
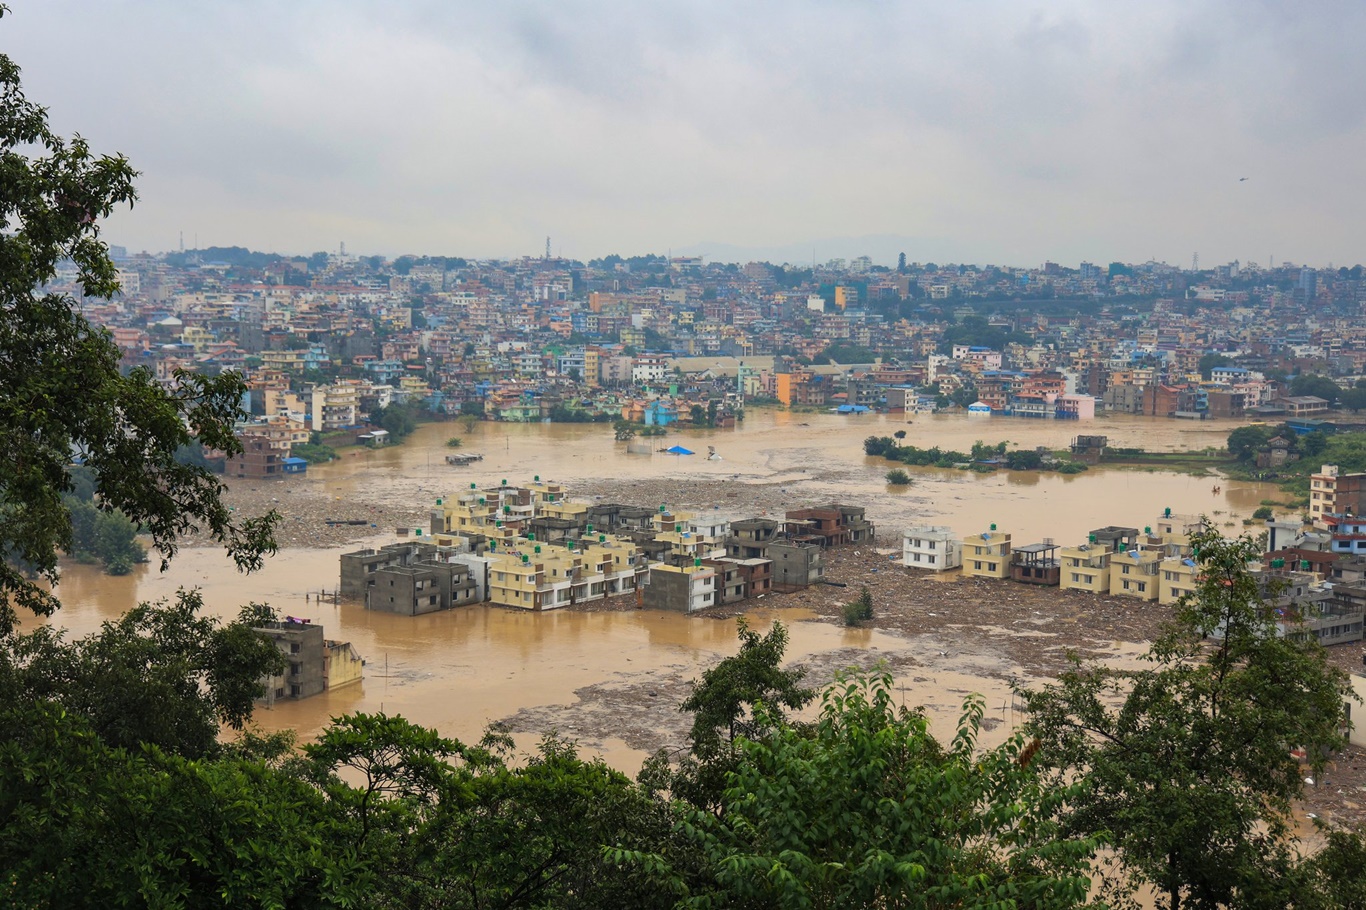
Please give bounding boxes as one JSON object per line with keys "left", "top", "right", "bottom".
{"left": 626, "top": 670, "right": 1098, "bottom": 910}
{"left": 0, "top": 25, "right": 277, "bottom": 632}
{"left": 1022, "top": 529, "right": 1353, "bottom": 909}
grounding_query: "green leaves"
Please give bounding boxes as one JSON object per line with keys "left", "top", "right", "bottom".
{"left": 0, "top": 589, "right": 285, "bottom": 758}
{"left": 0, "top": 35, "right": 277, "bottom": 633}
{"left": 656, "top": 669, "right": 1097, "bottom": 909}
{"left": 1022, "top": 529, "right": 1355, "bottom": 909}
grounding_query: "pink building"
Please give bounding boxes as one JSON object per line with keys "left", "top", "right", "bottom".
{"left": 1055, "top": 394, "right": 1096, "bottom": 420}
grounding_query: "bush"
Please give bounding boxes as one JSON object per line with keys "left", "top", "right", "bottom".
{"left": 1056, "top": 462, "right": 1088, "bottom": 474}
{"left": 292, "top": 443, "right": 337, "bottom": 464}
{"left": 1252, "top": 506, "right": 1274, "bottom": 520}
{"left": 446, "top": 437, "right": 462, "bottom": 448}
{"left": 843, "top": 586, "right": 874, "bottom": 626}
{"left": 885, "top": 469, "right": 912, "bottom": 486}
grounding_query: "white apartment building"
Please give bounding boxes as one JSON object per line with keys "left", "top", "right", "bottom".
{"left": 903, "top": 526, "right": 962, "bottom": 572}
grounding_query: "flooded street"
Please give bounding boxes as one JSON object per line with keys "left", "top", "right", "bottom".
{"left": 45, "top": 410, "right": 1279, "bottom": 768}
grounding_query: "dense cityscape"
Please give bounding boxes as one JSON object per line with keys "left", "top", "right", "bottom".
{"left": 64, "top": 246, "right": 1366, "bottom": 455}
{"left": 10, "top": 0, "right": 1366, "bottom": 906}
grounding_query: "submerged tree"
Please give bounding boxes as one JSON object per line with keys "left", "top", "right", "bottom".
{"left": 1021, "top": 530, "right": 1353, "bottom": 909}
{"left": 0, "top": 11, "right": 277, "bottom": 633}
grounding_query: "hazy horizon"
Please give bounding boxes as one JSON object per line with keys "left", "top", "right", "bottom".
{"left": 5, "top": 1, "right": 1364, "bottom": 267}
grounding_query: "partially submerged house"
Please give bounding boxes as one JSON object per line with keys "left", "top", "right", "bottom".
{"left": 254, "top": 618, "right": 363, "bottom": 705}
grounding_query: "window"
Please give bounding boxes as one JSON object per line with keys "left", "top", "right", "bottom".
{"left": 1138, "top": 582, "right": 1147, "bottom": 593}
{"left": 974, "top": 561, "right": 982, "bottom": 570}
{"left": 928, "top": 541, "right": 936, "bottom": 550}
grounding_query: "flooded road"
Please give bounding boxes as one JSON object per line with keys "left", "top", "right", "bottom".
{"left": 44, "top": 409, "right": 1276, "bottom": 767}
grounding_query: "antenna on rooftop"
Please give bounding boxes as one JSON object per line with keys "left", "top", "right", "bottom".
{"left": 179, "top": 231, "right": 184, "bottom": 253}
{"left": 545, "top": 236, "right": 551, "bottom": 260}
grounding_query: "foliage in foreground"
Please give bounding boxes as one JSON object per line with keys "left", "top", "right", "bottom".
{"left": 1022, "top": 529, "right": 1355, "bottom": 910}
{"left": 0, "top": 22, "right": 277, "bottom": 633}
{"left": 622, "top": 671, "right": 1099, "bottom": 909}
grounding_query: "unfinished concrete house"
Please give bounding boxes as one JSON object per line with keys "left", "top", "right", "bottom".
{"left": 644, "top": 562, "right": 717, "bottom": 613}
{"left": 255, "top": 618, "right": 364, "bottom": 705}
{"left": 769, "top": 539, "right": 824, "bottom": 592}
{"left": 340, "top": 541, "right": 480, "bottom": 614}
{"left": 727, "top": 518, "right": 781, "bottom": 559}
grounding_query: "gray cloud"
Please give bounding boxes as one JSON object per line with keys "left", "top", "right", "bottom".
{"left": 2, "top": 0, "right": 1362, "bottom": 265}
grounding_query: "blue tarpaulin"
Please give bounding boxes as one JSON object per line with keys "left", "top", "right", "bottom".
{"left": 664, "top": 445, "right": 695, "bottom": 455}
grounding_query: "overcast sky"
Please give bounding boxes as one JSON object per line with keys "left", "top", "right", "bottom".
{"left": 4, "top": 1, "right": 1364, "bottom": 267}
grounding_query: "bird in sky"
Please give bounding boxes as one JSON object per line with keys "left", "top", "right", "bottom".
{"left": 1239, "top": 177, "right": 1249, "bottom": 181}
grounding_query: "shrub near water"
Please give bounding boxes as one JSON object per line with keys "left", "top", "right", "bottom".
{"left": 843, "top": 586, "right": 874, "bottom": 626}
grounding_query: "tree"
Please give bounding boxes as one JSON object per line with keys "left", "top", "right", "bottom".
{"left": 372, "top": 402, "right": 418, "bottom": 440}
{"left": 1227, "top": 424, "right": 1274, "bottom": 462}
{"left": 0, "top": 25, "right": 276, "bottom": 632}
{"left": 863, "top": 435, "right": 894, "bottom": 457}
{"left": 0, "top": 702, "right": 364, "bottom": 908}
{"left": 0, "top": 590, "right": 285, "bottom": 759}
{"left": 842, "top": 585, "right": 874, "bottom": 625}
{"left": 885, "top": 468, "right": 911, "bottom": 486}
{"left": 642, "top": 620, "right": 813, "bottom": 811}
{"left": 613, "top": 419, "right": 637, "bottom": 441}
{"left": 630, "top": 670, "right": 1098, "bottom": 909}
{"left": 892, "top": 429, "right": 907, "bottom": 445}
{"left": 1289, "top": 373, "right": 1341, "bottom": 404}
{"left": 1198, "top": 352, "right": 1232, "bottom": 380}
{"left": 1021, "top": 530, "right": 1353, "bottom": 909}
{"left": 305, "top": 715, "right": 678, "bottom": 909}
{"left": 1006, "top": 449, "right": 1044, "bottom": 470}
{"left": 1341, "top": 386, "right": 1366, "bottom": 413}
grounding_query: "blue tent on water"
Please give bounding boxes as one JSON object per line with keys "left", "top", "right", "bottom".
{"left": 664, "top": 445, "right": 695, "bottom": 455}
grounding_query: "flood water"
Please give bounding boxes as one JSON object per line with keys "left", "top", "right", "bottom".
{"left": 44, "top": 409, "right": 1277, "bottom": 766}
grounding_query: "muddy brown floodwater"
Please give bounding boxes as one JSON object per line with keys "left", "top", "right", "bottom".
{"left": 38, "top": 409, "right": 1366, "bottom": 827}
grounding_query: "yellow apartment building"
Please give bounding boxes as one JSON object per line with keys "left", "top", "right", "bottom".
{"left": 1158, "top": 557, "right": 1200, "bottom": 605}
{"left": 961, "top": 530, "right": 1012, "bottom": 579}
{"left": 1058, "top": 544, "right": 1113, "bottom": 594}
{"left": 486, "top": 535, "right": 643, "bottom": 610}
{"left": 1109, "top": 549, "right": 1161, "bottom": 600}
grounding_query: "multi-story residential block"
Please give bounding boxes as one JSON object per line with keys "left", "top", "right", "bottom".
{"left": 1310, "top": 464, "right": 1366, "bottom": 527}
{"left": 1109, "top": 548, "right": 1161, "bottom": 600}
{"left": 1010, "top": 541, "right": 1061, "bottom": 586}
{"left": 1157, "top": 557, "right": 1200, "bottom": 605}
{"left": 960, "top": 529, "right": 1011, "bottom": 580}
{"left": 1059, "top": 543, "right": 1113, "bottom": 594}
{"left": 645, "top": 562, "right": 717, "bottom": 612}
{"left": 768, "top": 540, "right": 824, "bottom": 592}
{"left": 311, "top": 381, "right": 361, "bottom": 430}
{"left": 902, "top": 526, "right": 962, "bottom": 572}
